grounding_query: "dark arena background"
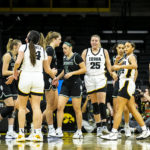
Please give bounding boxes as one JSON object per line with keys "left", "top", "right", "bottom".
{"left": 0, "top": 0, "right": 150, "bottom": 150}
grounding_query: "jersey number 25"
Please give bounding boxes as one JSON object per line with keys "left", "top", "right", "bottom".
{"left": 90, "top": 62, "right": 100, "bottom": 69}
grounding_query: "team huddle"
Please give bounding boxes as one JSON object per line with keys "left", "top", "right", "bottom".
{"left": 0, "top": 30, "right": 149, "bottom": 142}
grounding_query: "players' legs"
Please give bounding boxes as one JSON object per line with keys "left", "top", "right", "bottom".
{"left": 72, "top": 97, "right": 82, "bottom": 130}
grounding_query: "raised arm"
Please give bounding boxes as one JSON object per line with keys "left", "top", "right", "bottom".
{"left": 2, "top": 53, "right": 13, "bottom": 76}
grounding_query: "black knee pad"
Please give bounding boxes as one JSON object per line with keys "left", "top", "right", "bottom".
{"left": 1, "top": 106, "right": 14, "bottom": 118}
{"left": 92, "top": 103, "right": 100, "bottom": 115}
{"left": 99, "top": 103, "right": 107, "bottom": 120}
{"left": 8, "top": 111, "right": 16, "bottom": 118}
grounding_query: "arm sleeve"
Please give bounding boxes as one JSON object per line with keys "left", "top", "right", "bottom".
{"left": 46, "top": 47, "right": 54, "bottom": 57}
{"left": 75, "top": 53, "right": 84, "bottom": 64}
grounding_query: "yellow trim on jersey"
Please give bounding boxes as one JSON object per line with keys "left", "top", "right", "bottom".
{"left": 129, "top": 69, "right": 133, "bottom": 78}
{"left": 127, "top": 81, "right": 132, "bottom": 97}
{"left": 119, "top": 80, "right": 126, "bottom": 92}
{"left": 88, "top": 77, "right": 107, "bottom": 94}
{"left": 125, "top": 69, "right": 128, "bottom": 78}
{"left": 30, "top": 91, "right": 44, "bottom": 94}
{"left": 95, "top": 77, "right": 107, "bottom": 91}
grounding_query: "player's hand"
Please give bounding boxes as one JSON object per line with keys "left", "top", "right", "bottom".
{"left": 64, "top": 72, "right": 73, "bottom": 79}
{"left": 115, "top": 55, "right": 122, "bottom": 62}
{"left": 52, "top": 68, "right": 58, "bottom": 75}
{"left": 111, "top": 72, "right": 118, "bottom": 81}
{"left": 5, "top": 75, "right": 14, "bottom": 85}
{"left": 52, "top": 77, "right": 59, "bottom": 87}
{"left": 13, "top": 70, "right": 19, "bottom": 80}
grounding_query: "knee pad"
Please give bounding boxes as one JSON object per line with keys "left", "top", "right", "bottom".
{"left": 99, "top": 103, "right": 107, "bottom": 120}
{"left": 92, "top": 103, "right": 100, "bottom": 115}
{"left": 8, "top": 111, "right": 16, "bottom": 118}
{"left": 1, "top": 106, "right": 14, "bottom": 118}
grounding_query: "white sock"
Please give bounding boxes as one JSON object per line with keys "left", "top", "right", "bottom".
{"left": 112, "top": 128, "right": 118, "bottom": 133}
{"left": 35, "top": 128, "right": 41, "bottom": 134}
{"left": 141, "top": 125, "right": 146, "bottom": 131}
{"left": 77, "top": 129, "right": 82, "bottom": 132}
{"left": 8, "top": 125, "right": 13, "bottom": 132}
{"left": 48, "top": 125, "right": 54, "bottom": 129}
{"left": 31, "top": 123, "right": 34, "bottom": 129}
{"left": 19, "top": 128, "right": 24, "bottom": 134}
{"left": 125, "top": 123, "right": 129, "bottom": 128}
{"left": 57, "top": 127, "right": 62, "bottom": 131}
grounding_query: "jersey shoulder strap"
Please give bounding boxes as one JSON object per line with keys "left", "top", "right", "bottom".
{"left": 24, "top": 44, "right": 27, "bottom": 52}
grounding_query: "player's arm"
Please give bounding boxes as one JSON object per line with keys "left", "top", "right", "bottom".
{"left": 81, "top": 49, "right": 87, "bottom": 62}
{"left": 13, "top": 51, "right": 24, "bottom": 79}
{"left": 2, "top": 53, "right": 13, "bottom": 76}
{"left": 134, "top": 69, "right": 138, "bottom": 82}
{"left": 57, "top": 70, "right": 64, "bottom": 80}
{"left": 113, "top": 55, "right": 137, "bottom": 71}
{"left": 43, "top": 59, "right": 55, "bottom": 79}
{"left": 105, "top": 49, "right": 117, "bottom": 80}
{"left": 64, "top": 54, "right": 86, "bottom": 79}
{"left": 14, "top": 51, "right": 24, "bottom": 71}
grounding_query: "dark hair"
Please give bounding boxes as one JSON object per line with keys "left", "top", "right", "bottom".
{"left": 112, "top": 42, "right": 124, "bottom": 52}
{"left": 129, "top": 41, "right": 135, "bottom": 49}
{"left": 64, "top": 36, "right": 75, "bottom": 48}
{"left": 126, "top": 41, "right": 136, "bottom": 49}
{"left": 27, "top": 30, "right": 40, "bottom": 66}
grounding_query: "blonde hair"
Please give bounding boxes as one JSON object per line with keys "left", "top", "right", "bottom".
{"left": 6, "top": 38, "right": 21, "bottom": 52}
{"left": 45, "top": 31, "right": 61, "bottom": 46}
{"left": 38, "top": 33, "right": 45, "bottom": 49}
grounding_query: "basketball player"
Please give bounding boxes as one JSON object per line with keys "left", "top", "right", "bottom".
{"left": 112, "top": 42, "right": 132, "bottom": 137}
{"left": 13, "top": 30, "right": 56, "bottom": 142}
{"left": 0, "top": 38, "right": 21, "bottom": 139}
{"left": 43, "top": 31, "right": 61, "bottom": 137}
{"left": 101, "top": 41, "right": 150, "bottom": 140}
{"left": 82, "top": 34, "right": 117, "bottom": 136}
{"left": 55, "top": 41, "right": 86, "bottom": 138}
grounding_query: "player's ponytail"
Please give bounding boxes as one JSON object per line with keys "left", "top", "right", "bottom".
{"left": 29, "top": 40, "right": 36, "bottom": 66}
{"left": 38, "top": 32, "right": 45, "bottom": 49}
{"left": 27, "top": 30, "right": 40, "bottom": 66}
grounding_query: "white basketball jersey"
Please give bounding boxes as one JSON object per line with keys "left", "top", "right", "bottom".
{"left": 119, "top": 54, "right": 136, "bottom": 80}
{"left": 19, "top": 44, "right": 47, "bottom": 72}
{"left": 85, "top": 48, "right": 106, "bottom": 76}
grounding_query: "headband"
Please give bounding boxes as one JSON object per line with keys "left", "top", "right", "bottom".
{"left": 64, "top": 42, "right": 72, "bottom": 47}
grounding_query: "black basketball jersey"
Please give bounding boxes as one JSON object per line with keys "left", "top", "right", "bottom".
{"left": 63, "top": 52, "right": 83, "bottom": 82}
{"left": 113, "top": 54, "right": 126, "bottom": 77}
{"left": 0, "top": 52, "right": 15, "bottom": 78}
{"left": 46, "top": 46, "right": 57, "bottom": 68}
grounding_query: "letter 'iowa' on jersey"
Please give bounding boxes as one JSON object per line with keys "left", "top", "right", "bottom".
{"left": 85, "top": 48, "right": 106, "bottom": 76}
{"left": 119, "top": 54, "right": 136, "bottom": 80}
